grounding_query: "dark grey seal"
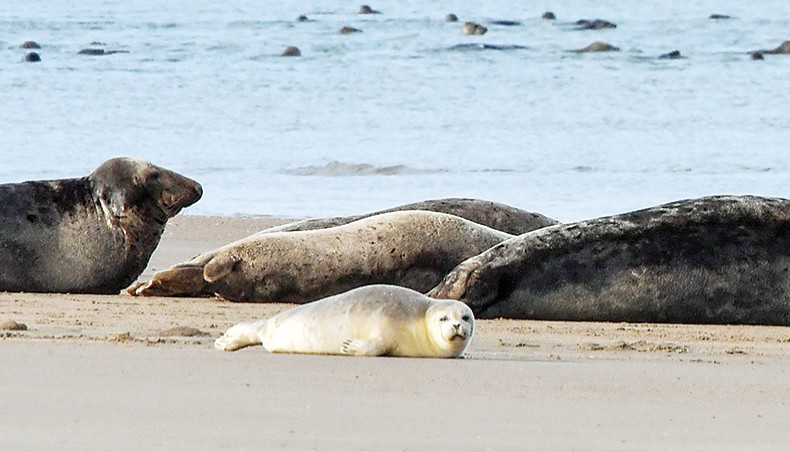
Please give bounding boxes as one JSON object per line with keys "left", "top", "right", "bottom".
{"left": 709, "top": 14, "right": 732, "bottom": 20}
{"left": 20, "top": 41, "right": 41, "bottom": 49}
{"left": 658, "top": 50, "right": 683, "bottom": 59}
{"left": 445, "top": 14, "right": 459, "bottom": 23}
{"left": 490, "top": 20, "right": 521, "bottom": 26}
{"left": 751, "top": 51, "right": 765, "bottom": 60}
{"left": 0, "top": 158, "right": 202, "bottom": 294}
{"left": 542, "top": 12, "right": 556, "bottom": 20}
{"left": 429, "top": 195, "right": 790, "bottom": 326}
{"left": 23, "top": 52, "right": 41, "bottom": 62}
{"left": 262, "top": 198, "right": 559, "bottom": 236}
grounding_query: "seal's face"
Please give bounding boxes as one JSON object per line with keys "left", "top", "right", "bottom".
{"left": 89, "top": 158, "right": 202, "bottom": 227}
{"left": 427, "top": 301, "right": 475, "bottom": 355}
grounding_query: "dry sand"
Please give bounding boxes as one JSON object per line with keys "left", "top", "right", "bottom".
{"left": 1, "top": 215, "right": 789, "bottom": 450}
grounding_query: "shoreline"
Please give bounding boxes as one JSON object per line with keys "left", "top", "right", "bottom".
{"left": 2, "top": 214, "right": 789, "bottom": 450}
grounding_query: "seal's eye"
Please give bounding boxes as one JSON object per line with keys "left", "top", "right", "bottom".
{"left": 146, "top": 171, "right": 161, "bottom": 183}
{"left": 462, "top": 315, "right": 470, "bottom": 322}
{"left": 439, "top": 315, "right": 449, "bottom": 322}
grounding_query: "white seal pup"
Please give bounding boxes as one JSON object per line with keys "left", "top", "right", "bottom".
{"left": 130, "top": 210, "right": 512, "bottom": 302}
{"left": 215, "top": 285, "right": 475, "bottom": 358}
{"left": 0, "top": 157, "right": 202, "bottom": 293}
{"left": 430, "top": 195, "right": 790, "bottom": 326}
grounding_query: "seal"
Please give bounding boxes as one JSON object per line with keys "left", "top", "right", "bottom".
{"left": 542, "top": 12, "right": 556, "bottom": 20}
{"left": 23, "top": 52, "right": 41, "bottom": 62}
{"left": 261, "top": 197, "right": 559, "bottom": 236}
{"left": 568, "top": 41, "right": 620, "bottom": 53}
{"left": 0, "top": 157, "right": 202, "bottom": 293}
{"left": 214, "top": 284, "right": 475, "bottom": 358}
{"left": 358, "top": 4, "right": 381, "bottom": 15}
{"left": 129, "top": 210, "right": 513, "bottom": 301}
{"left": 756, "top": 40, "right": 790, "bottom": 55}
{"left": 429, "top": 195, "right": 790, "bottom": 326}
{"left": 339, "top": 26, "right": 362, "bottom": 34}
{"left": 445, "top": 14, "right": 459, "bottom": 23}
{"left": 461, "top": 22, "right": 487, "bottom": 35}
{"left": 574, "top": 19, "right": 617, "bottom": 30}
{"left": 20, "top": 41, "right": 41, "bottom": 49}
{"left": 281, "top": 46, "right": 301, "bottom": 57}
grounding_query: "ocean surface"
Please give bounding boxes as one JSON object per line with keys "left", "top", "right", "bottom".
{"left": 2, "top": 1, "right": 788, "bottom": 222}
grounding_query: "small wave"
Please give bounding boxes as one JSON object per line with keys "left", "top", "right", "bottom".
{"left": 283, "top": 161, "right": 441, "bottom": 177}
{"left": 447, "top": 43, "right": 529, "bottom": 52}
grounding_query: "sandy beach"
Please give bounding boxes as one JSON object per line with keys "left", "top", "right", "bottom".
{"left": 2, "top": 215, "right": 789, "bottom": 450}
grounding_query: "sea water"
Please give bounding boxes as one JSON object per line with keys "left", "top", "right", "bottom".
{"left": 2, "top": 0, "right": 788, "bottom": 222}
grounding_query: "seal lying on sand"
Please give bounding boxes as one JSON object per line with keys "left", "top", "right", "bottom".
{"left": 262, "top": 197, "right": 558, "bottom": 235}
{"left": 0, "top": 158, "right": 202, "bottom": 293}
{"left": 215, "top": 285, "right": 475, "bottom": 358}
{"left": 429, "top": 195, "right": 790, "bottom": 325}
{"left": 129, "top": 210, "right": 512, "bottom": 302}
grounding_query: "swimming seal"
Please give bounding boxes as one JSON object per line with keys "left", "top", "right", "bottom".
{"left": 461, "top": 22, "right": 487, "bottom": 35}
{"left": 215, "top": 285, "right": 475, "bottom": 358}
{"left": 429, "top": 195, "right": 790, "bottom": 326}
{"left": 0, "top": 158, "right": 202, "bottom": 293}
{"left": 129, "top": 210, "right": 513, "bottom": 302}
{"left": 568, "top": 41, "right": 621, "bottom": 53}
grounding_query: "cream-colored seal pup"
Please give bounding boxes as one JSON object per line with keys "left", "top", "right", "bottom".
{"left": 215, "top": 285, "right": 475, "bottom": 358}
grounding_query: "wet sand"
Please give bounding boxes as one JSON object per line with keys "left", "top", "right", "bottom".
{"left": 1, "top": 215, "right": 789, "bottom": 450}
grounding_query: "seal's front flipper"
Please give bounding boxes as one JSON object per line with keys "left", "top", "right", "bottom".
{"left": 341, "top": 338, "right": 389, "bottom": 357}
{"left": 130, "top": 264, "right": 209, "bottom": 297}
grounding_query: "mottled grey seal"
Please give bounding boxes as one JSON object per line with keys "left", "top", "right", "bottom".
{"left": 568, "top": 41, "right": 620, "bottom": 53}
{"left": 215, "top": 285, "right": 474, "bottom": 358}
{"left": 462, "top": 22, "right": 487, "bottom": 35}
{"left": 445, "top": 13, "right": 459, "bottom": 23}
{"left": 574, "top": 19, "right": 617, "bottom": 30}
{"left": 358, "top": 4, "right": 380, "bottom": 14}
{"left": 0, "top": 158, "right": 202, "bottom": 294}
{"left": 281, "top": 46, "right": 301, "bottom": 57}
{"left": 262, "top": 198, "right": 558, "bottom": 236}
{"left": 129, "top": 210, "right": 513, "bottom": 302}
{"left": 757, "top": 40, "right": 790, "bottom": 55}
{"left": 20, "top": 41, "right": 41, "bottom": 49}
{"left": 339, "top": 26, "right": 362, "bottom": 34}
{"left": 429, "top": 195, "right": 790, "bottom": 326}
